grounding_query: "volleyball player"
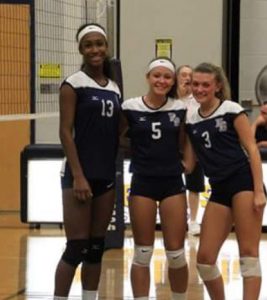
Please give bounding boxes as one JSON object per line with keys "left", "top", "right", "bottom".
{"left": 176, "top": 65, "right": 205, "bottom": 236}
{"left": 186, "top": 62, "right": 266, "bottom": 300}
{"left": 121, "top": 57, "right": 194, "bottom": 300}
{"left": 54, "top": 23, "right": 121, "bottom": 300}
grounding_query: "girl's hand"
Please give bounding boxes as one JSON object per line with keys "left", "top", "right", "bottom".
{"left": 179, "top": 81, "right": 191, "bottom": 98}
{"left": 73, "top": 175, "right": 93, "bottom": 202}
{"left": 253, "top": 191, "right": 266, "bottom": 212}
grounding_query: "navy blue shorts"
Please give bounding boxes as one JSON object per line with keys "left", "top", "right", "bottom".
{"left": 130, "top": 174, "right": 186, "bottom": 202}
{"left": 209, "top": 166, "right": 254, "bottom": 208}
{"left": 185, "top": 162, "right": 205, "bottom": 192}
{"left": 61, "top": 171, "right": 115, "bottom": 199}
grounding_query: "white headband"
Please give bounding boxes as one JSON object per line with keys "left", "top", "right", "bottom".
{"left": 147, "top": 59, "right": 175, "bottom": 74}
{"left": 78, "top": 25, "right": 107, "bottom": 43}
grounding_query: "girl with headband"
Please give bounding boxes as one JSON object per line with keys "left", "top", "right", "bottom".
{"left": 54, "top": 23, "right": 121, "bottom": 300}
{"left": 121, "top": 57, "right": 193, "bottom": 300}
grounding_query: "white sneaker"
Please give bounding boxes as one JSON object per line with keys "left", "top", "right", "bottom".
{"left": 188, "top": 222, "right": 200, "bottom": 236}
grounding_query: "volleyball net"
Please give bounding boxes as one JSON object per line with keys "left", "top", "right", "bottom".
{"left": 0, "top": 0, "right": 116, "bottom": 122}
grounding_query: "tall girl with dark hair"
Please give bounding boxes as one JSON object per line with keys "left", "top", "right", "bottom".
{"left": 54, "top": 23, "right": 121, "bottom": 300}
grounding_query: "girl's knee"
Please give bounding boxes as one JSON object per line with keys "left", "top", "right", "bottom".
{"left": 239, "top": 256, "right": 261, "bottom": 277}
{"left": 239, "top": 245, "right": 259, "bottom": 257}
{"left": 197, "top": 251, "right": 217, "bottom": 265}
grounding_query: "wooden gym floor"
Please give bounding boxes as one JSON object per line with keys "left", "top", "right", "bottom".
{"left": 0, "top": 212, "right": 267, "bottom": 300}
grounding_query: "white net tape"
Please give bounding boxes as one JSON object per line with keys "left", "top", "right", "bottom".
{"left": 0, "top": 112, "right": 59, "bottom": 121}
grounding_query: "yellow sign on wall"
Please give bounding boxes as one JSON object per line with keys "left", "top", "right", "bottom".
{"left": 39, "top": 64, "right": 61, "bottom": 78}
{"left": 155, "top": 39, "right": 172, "bottom": 58}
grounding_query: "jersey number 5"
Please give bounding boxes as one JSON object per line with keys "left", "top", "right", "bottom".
{"left": 101, "top": 100, "right": 114, "bottom": 117}
{"left": 152, "top": 122, "right": 162, "bottom": 139}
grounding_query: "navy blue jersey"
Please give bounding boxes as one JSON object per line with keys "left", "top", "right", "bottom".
{"left": 61, "top": 70, "right": 121, "bottom": 180}
{"left": 122, "top": 97, "right": 186, "bottom": 176}
{"left": 185, "top": 100, "right": 249, "bottom": 183}
{"left": 255, "top": 125, "right": 267, "bottom": 143}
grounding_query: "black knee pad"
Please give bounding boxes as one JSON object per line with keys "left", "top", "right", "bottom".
{"left": 61, "top": 239, "right": 88, "bottom": 267}
{"left": 84, "top": 237, "right": 105, "bottom": 264}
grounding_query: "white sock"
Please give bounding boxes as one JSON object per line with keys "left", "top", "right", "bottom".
{"left": 82, "top": 290, "right": 98, "bottom": 300}
{"left": 172, "top": 292, "right": 187, "bottom": 300}
{"left": 54, "top": 297, "right": 68, "bottom": 300}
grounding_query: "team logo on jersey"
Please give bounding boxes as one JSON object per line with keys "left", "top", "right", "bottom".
{"left": 168, "top": 113, "right": 180, "bottom": 127}
{"left": 139, "top": 116, "right": 146, "bottom": 121}
{"left": 215, "top": 118, "right": 227, "bottom": 132}
{"left": 92, "top": 95, "right": 99, "bottom": 101}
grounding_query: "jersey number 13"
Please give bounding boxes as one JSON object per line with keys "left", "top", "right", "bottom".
{"left": 101, "top": 100, "right": 114, "bottom": 117}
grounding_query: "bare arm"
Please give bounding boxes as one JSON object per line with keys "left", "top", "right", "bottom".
{"left": 251, "top": 114, "right": 265, "bottom": 137}
{"left": 59, "top": 84, "right": 92, "bottom": 201}
{"left": 179, "top": 122, "right": 196, "bottom": 174}
{"left": 182, "top": 133, "right": 196, "bottom": 174}
{"left": 118, "top": 112, "right": 131, "bottom": 156}
{"left": 234, "top": 113, "right": 266, "bottom": 211}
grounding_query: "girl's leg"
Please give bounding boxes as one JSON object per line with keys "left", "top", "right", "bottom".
{"left": 159, "top": 193, "right": 188, "bottom": 299}
{"left": 54, "top": 189, "right": 92, "bottom": 297}
{"left": 233, "top": 191, "right": 264, "bottom": 300}
{"left": 81, "top": 188, "right": 116, "bottom": 293}
{"left": 197, "top": 201, "right": 232, "bottom": 300}
{"left": 129, "top": 195, "right": 157, "bottom": 298}
{"left": 188, "top": 191, "right": 201, "bottom": 235}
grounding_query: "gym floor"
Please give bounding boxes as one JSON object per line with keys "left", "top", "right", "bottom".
{"left": 0, "top": 213, "right": 267, "bottom": 300}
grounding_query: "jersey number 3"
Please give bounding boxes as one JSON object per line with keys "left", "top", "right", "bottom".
{"left": 201, "top": 131, "right": 212, "bottom": 148}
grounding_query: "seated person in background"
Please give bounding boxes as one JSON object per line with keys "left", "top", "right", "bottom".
{"left": 251, "top": 103, "right": 267, "bottom": 148}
